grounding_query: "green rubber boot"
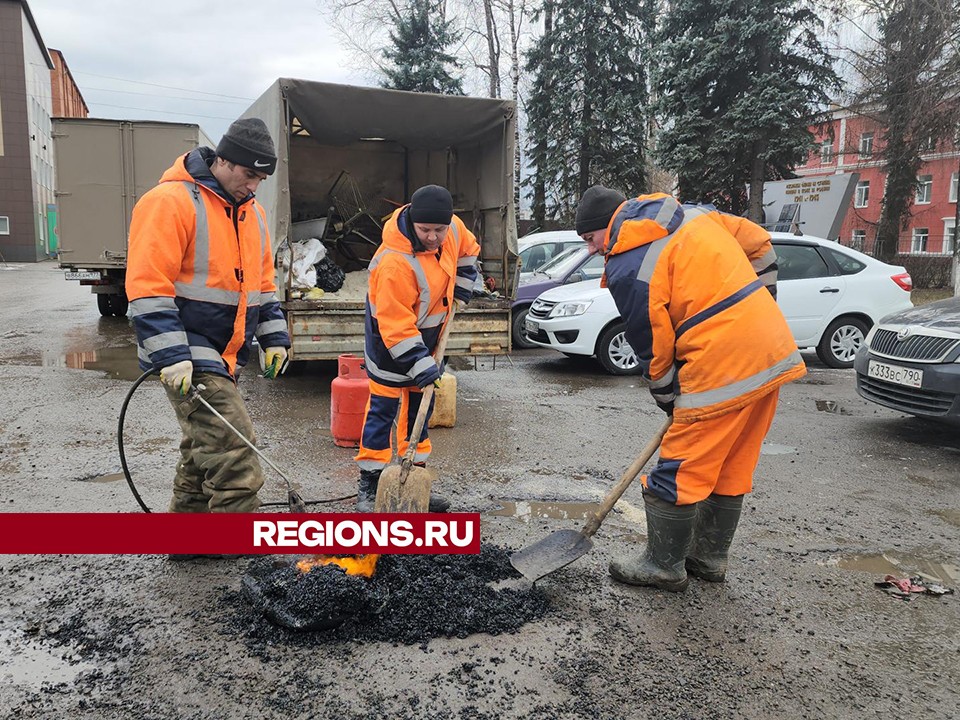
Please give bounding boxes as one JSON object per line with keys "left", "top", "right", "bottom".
{"left": 609, "top": 493, "right": 698, "bottom": 592}
{"left": 685, "top": 493, "right": 744, "bottom": 582}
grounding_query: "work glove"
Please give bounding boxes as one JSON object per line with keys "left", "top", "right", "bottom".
{"left": 263, "top": 347, "right": 288, "bottom": 379}
{"left": 159, "top": 360, "right": 193, "bottom": 396}
{"left": 417, "top": 367, "right": 442, "bottom": 390}
{"left": 454, "top": 298, "right": 468, "bottom": 312}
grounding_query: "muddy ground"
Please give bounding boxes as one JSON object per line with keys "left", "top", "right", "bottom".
{"left": 0, "top": 261, "right": 958, "bottom": 719}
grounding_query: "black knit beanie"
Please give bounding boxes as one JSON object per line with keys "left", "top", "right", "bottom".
{"left": 216, "top": 118, "right": 277, "bottom": 175}
{"left": 575, "top": 185, "right": 627, "bottom": 235}
{"left": 409, "top": 185, "right": 454, "bottom": 225}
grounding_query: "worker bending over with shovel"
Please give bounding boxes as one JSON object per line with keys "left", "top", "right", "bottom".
{"left": 126, "top": 118, "right": 290, "bottom": 522}
{"left": 575, "top": 187, "right": 805, "bottom": 591}
{"left": 355, "top": 185, "right": 480, "bottom": 512}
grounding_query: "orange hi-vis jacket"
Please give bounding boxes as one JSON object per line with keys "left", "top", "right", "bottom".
{"left": 126, "top": 148, "right": 289, "bottom": 379}
{"left": 600, "top": 194, "right": 805, "bottom": 422}
{"left": 363, "top": 206, "right": 480, "bottom": 388}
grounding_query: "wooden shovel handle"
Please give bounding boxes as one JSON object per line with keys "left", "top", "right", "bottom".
{"left": 581, "top": 416, "right": 672, "bottom": 538}
{"left": 399, "top": 303, "right": 458, "bottom": 470}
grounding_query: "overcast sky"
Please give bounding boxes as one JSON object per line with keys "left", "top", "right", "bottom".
{"left": 27, "top": 0, "right": 368, "bottom": 141}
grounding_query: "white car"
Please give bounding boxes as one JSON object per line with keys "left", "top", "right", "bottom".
{"left": 517, "top": 230, "right": 584, "bottom": 280}
{"left": 524, "top": 233, "right": 914, "bottom": 374}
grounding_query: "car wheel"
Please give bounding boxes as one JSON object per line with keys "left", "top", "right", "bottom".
{"left": 98, "top": 293, "right": 128, "bottom": 318}
{"left": 511, "top": 306, "right": 538, "bottom": 349}
{"left": 816, "top": 316, "right": 869, "bottom": 368}
{"left": 596, "top": 322, "right": 641, "bottom": 375}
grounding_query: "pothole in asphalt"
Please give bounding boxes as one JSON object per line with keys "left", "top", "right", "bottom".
{"left": 0, "top": 346, "right": 143, "bottom": 381}
{"left": 823, "top": 552, "right": 960, "bottom": 583}
{"left": 760, "top": 443, "right": 797, "bottom": 456}
{"left": 74, "top": 472, "right": 125, "bottom": 483}
{"left": 934, "top": 509, "right": 960, "bottom": 528}
{"left": 815, "top": 399, "right": 853, "bottom": 415}
{"left": 0, "top": 625, "right": 97, "bottom": 688}
{"left": 488, "top": 500, "right": 597, "bottom": 521}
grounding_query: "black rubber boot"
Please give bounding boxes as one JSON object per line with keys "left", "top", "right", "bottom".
{"left": 357, "top": 469, "right": 381, "bottom": 512}
{"left": 685, "top": 493, "right": 744, "bottom": 582}
{"left": 609, "top": 493, "right": 698, "bottom": 592}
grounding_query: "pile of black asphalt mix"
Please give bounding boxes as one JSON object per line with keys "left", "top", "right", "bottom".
{"left": 228, "top": 543, "right": 550, "bottom": 645}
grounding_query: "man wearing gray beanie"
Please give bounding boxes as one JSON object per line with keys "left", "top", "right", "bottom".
{"left": 125, "top": 116, "right": 290, "bottom": 547}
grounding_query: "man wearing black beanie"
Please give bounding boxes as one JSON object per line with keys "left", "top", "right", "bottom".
{"left": 574, "top": 186, "right": 801, "bottom": 592}
{"left": 125, "top": 116, "right": 289, "bottom": 540}
{"left": 354, "top": 185, "right": 481, "bottom": 512}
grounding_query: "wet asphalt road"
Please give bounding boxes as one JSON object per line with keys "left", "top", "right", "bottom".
{"left": 0, "top": 261, "right": 958, "bottom": 719}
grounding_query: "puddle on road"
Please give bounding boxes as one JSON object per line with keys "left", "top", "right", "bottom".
{"left": 75, "top": 472, "right": 125, "bottom": 483}
{"left": 825, "top": 552, "right": 960, "bottom": 583}
{"left": 489, "top": 500, "right": 598, "bottom": 522}
{"left": 815, "top": 399, "right": 853, "bottom": 415}
{"left": 934, "top": 509, "right": 960, "bottom": 528}
{"left": 761, "top": 443, "right": 797, "bottom": 456}
{"left": 0, "top": 626, "right": 97, "bottom": 688}
{"left": 0, "top": 346, "right": 143, "bottom": 381}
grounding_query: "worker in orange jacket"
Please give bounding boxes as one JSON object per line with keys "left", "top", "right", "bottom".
{"left": 576, "top": 186, "right": 805, "bottom": 591}
{"left": 355, "top": 185, "right": 480, "bottom": 512}
{"left": 126, "top": 118, "right": 290, "bottom": 522}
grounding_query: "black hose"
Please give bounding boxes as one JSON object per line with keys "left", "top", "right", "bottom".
{"left": 117, "top": 369, "right": 358, "bottom": 512}
{"left": 118, "top": 369, "right": 157, "bottom": 513}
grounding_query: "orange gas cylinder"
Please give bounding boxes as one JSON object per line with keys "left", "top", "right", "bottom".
{"left": 330, "top": 354, "right": 370, "bottom": 448}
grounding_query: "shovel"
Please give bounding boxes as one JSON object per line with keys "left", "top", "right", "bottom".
{"left": 509, "top": 416, "right": 672, "bottom": 582}
{"left": 189, "top": 384, "right": 309, "bottom": 513}
{"left": 375, "top": 304, "right": 457, "bottom": 513}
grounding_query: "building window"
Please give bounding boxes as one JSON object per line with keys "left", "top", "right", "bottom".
{"left": 951, "top": 172, "right": 958, "bottom": 203}
{"left": 855, "top": 180, "right": 870, "bottom": 208}
{"left": 945, "top": 220, "right": 956, "bottom": 255}
{"left": 0, "top": 216, "right": 9, "bottom": 235}
{"left": 911, "top": 227, "right": 929, "bottom": 254}
{"left": 859, "top": 132, "right": 874, "bottom": 158}
{"left": 820, "top": 140, "right": 833, "bottom": 164}
{"left": 915, "top": 175, "right": 933, "bottom": 204}
{"left": 851, "top": 229, "right": 866, "bottom": 251}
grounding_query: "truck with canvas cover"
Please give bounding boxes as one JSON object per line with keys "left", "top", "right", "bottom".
{"left": 240, "top": 78, "right": 518, "bottom": 360}
{"left": 53, "top": 118, "right": 212, "bottom": 317}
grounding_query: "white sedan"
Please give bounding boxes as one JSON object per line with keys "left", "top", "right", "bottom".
{"left": 523, "top": 233, "right": 914, "bottom": 374}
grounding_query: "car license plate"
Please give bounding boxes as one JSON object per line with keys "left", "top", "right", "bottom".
{"left": 65, "top": 271, "right": 101, "bottom": 281}
{"left": 525, "top": 318, "right": 539, "bottom": 333}
{"left": 867, "top": 360, "right": 923, "bottom": 388}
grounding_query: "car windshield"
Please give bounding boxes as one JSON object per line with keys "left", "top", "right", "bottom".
{"left": 537, "top": 247, "right": 587, "bottom": 279}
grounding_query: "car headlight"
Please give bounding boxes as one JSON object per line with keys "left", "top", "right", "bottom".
{"left": 549, "top": 300, "right": 592, "bottom": 318}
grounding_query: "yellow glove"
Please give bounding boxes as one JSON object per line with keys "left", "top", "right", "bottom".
{"left": 454, "top": 299, "right": 468, "bottom": 311}
{"left": 433, "top": 377, "right": 443, "bottom": 389}
{"left": 263, "top": 347, "right": 288, "bottom": 379}
{"left": 159, "top": 360, "right": 193, "bottom": 396}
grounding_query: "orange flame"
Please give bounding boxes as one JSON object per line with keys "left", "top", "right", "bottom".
{"left": 296, "top": 554, "right": 379, "bottom": 578}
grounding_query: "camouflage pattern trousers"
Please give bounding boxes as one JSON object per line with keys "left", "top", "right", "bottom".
{"left": 162, "top": 372, "right": 264, "bottom": 513}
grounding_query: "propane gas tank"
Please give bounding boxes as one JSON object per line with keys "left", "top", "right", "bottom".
{"left": 428, "top": 370, "right": 457, "bottom": 428}
{"left": 330, "top": 354, "right": 370, "bottom": 448}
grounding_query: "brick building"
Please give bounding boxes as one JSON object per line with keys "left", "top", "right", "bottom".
{"left": 795, "top": 107, "right": 959, "bottom": 260}
{"left": 49, "top": 49, "right": 87, "bottom": 119}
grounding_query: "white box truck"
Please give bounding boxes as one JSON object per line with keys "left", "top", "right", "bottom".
{"left": 241, "top": 79, "right": 518, "bottom": 359}
{"left": 54, "top": 118, "right": 211, "bottom": 316}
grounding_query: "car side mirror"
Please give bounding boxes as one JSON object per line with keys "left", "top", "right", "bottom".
{"left": 564, "top": 271, "right": 584, "bottom": 284}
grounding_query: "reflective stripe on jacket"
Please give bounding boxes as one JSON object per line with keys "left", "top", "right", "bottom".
{"left": 364, "top": 207, "right": 480, "bottom": 388}
{"left": 601, "top": 193, "right": 804, "bottom": 422}
{"left": 126, "top": 150, "right": 289, "bottom": 379}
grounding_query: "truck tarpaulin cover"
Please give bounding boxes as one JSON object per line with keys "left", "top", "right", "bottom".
{"left": 280, "top": 79, "right": 514, "bottom": 149}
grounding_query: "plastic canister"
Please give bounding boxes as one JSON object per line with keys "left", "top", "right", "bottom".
{"left": 428, "top": 370, "right": 457, "bottom": 428}
{"left": 330, "top": 354, "right": 370, "bottom": 448}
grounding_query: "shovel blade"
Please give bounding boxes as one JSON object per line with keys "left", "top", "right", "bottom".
{"left": 509, "top": 529, "right": 594, "bottom": 582}
{"left": 374, "top": 464, "right": 437, "bottom": 513}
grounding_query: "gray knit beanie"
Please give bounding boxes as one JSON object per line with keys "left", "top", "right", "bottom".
{"left": 216, "top": 118, "right": 277, "bottom": 175}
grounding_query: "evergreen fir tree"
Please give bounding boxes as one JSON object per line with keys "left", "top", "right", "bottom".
{"left": 525, "top": 1, "right": 654, "bottom": 225}
{"left": 382, "top": 0, "right": 464, "bottom": 95}
{"left": 655, "top": 0, "right": 838, "bottom": 218}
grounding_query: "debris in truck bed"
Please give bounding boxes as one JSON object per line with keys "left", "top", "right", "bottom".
{"left": 231, "top": 544, "right": 550, "bottom": 645}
